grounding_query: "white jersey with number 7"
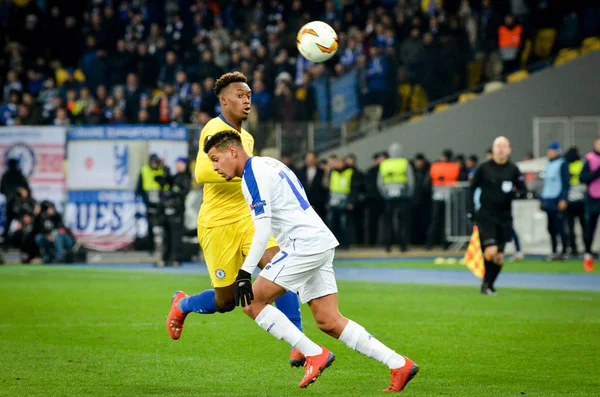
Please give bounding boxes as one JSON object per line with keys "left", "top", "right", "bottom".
{"left": 241, "top": 156, "right": 339, "bottom": 255}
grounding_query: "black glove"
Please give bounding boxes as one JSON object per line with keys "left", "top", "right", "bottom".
{"left": 234, "top": 269, "right": 254, "bottom": 307}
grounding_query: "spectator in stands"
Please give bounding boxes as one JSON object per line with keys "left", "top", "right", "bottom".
{"left": 35, "top": 201, "right": 74, "bottom": 264}
{"left": 1, "top": 158, "right": 30, "bottom": 250}
{"left": 498, "top": 13, "right": 523, "bottom": 74}
{"left": 400, "top": 28, "right": 425, "bottom": 86}
{"left": 0, "top": 91, "right": 20, "bottom": 126}
{"left": 365, "top": 46, "right": 394, "bottom": 120}
{"left": 10, "top": 187, "right": 40, "bottom": 263}
{"left": 53, "top": 107, "right": 70, "bottom": 126}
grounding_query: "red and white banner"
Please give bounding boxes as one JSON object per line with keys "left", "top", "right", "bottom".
{"left": 0, "top": 127, "right": 66, "bottom": 209}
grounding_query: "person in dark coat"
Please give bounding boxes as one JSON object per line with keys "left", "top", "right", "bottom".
{"left": 1, "top": 158, "right": 30, "bottom": 250}
{"left": 297, "top": 152, "right": 328, "bottom": 221}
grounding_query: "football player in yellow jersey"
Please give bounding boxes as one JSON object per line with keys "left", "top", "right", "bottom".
{"left": 166, "top": 72, "right": 306, "bottom": 367}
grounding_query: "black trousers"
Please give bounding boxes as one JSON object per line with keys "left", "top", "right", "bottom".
{"left": 566, "top": 201, "right": 585, "bottom": 253}
{"left": 545, "top": 210, "right": 568, "bottom": 254}
{"left": 364, "top": 198, "right": 384, "bottom": 245}
{"left": 162, "top": 213, "right": 183, "bottom": 263}
{"left": 327, "top": 206, "right": 350, "bottom": 249}
{"left": 426, "top": 200, "right": 446, "bottom": 248}
{"left": 584, "top": 211, "right": 600, "bottom": 255}
{"left": 383, "top": 198, "right": 411, "bottom": 250}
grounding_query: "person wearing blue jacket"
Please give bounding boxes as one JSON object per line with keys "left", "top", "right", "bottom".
{"left": 540, "top": 142, "right": 570, "bottom": 261}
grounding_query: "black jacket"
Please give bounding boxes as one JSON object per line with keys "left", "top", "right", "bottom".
{"left": 297, "top": 166, "right": 327, "bottom": 211}
{"left": 1, "top": 168, "right": 29, "bottom": 204}
{"left": 39, "top": 212, "right": 67, "bottom": 235}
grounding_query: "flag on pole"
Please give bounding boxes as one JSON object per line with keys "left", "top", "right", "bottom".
{"left": 463, "top": 226, "right": 485, "bottom": 279}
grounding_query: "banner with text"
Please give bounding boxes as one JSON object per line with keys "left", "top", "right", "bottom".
{"left": 65, "top": 125, "right": 188, "bottom": 250}
{"left": 0, "top": 126, "right": 66, "bottom": 209}
{"left": 64, "top": 190, "right": 147, "bottom": 251}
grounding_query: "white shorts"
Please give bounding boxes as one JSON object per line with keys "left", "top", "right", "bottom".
{"left": 259, "top": 248, "right": 338, "bottom": 304}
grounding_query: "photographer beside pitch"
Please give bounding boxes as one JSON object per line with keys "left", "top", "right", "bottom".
{"left": 468, "top": 137, "right": 527, "bottom": 296}
{"left": 203, "top": 130, "right": 418, "bottom": 392}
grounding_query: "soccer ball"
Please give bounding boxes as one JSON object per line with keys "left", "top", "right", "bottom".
{"left": 296, "top": 21, "right": 338, "bottom": 63}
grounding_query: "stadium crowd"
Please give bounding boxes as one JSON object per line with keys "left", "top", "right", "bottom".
{"left": 1, "top": 0, "right": 598, "bottom": 132}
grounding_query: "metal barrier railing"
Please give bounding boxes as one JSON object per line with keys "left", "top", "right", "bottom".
{"left": 444, "top": 182, "right": 472, "bottom": 251}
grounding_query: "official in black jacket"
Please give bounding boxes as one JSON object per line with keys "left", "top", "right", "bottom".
{"left": 297, "top": 152, "right": 327, "bottom": 221}
{"left": 468, "top": 137, "right": 526, "bottom": 296}
{"left": 156, "top": 157, "right": 191, "bottom": 267}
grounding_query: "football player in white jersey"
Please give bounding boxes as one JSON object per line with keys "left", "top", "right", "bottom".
{"left": 204, "top": 131, "right": 419, "bottom": 392}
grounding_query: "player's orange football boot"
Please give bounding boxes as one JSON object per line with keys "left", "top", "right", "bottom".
{"left": 298, "top": 347, "right": 335, "bottom": 388}
{"left": 383, "top": 356, "right": 419, "bottom": 392}
{"left": 289, "top": 347, "right": 306, "bottom": 368}
{"left": 584, "top": 254, "right": 594, "bottom": 272}
{"left": 166, "top": 290, "right": 188, "bottom": 340}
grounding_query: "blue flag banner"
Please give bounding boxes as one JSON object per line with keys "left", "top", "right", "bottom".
{"left": 330, "top": 69, "right": 360, "bottom": 126}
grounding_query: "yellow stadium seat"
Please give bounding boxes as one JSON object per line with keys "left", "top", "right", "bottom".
{"left": 409, "top": 114, "right": 423, "bottom": 122}
{"left": 434, "top": 103, "right": 449, "bottom": 112}
{"left": 73, "top": 69, "right": 86, "bottom": 82}
{"left": 410, "top": 85, "right": 428, "bottom": 113}
{"left": 507, "top": 70, "right": 529, "bottom": 84}
{"left": 467, "top": 60, "right": 482, "bottom": 89}
{"left": 520, "top": 39, "right": 532, "bottom": 68}
{"left": 582, "top": 36, "right": 600, "bottom": 49}
{"left": 533, "top": 28, "right": 557, "bottom": 59}
{"left": 581, "top": 37, "right": 600, "bottom": 54}
{"left": 558, "top": 48, "right": 578, "bottom": 57}
{"left": 554, "top": 49, "right": 579, "bottom": 66}
{"left": 398, "top": 84, "right": 412, "bottom": 114}
{"left": 55, "top": 68, "right": 69, "bottom": 86}
{"left": 458, "top": 92, "right": 477, "bottom": 103}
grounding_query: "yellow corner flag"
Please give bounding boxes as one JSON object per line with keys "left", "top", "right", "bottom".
{"left": 463, "top": 226, "right": 485, "bottom": 279}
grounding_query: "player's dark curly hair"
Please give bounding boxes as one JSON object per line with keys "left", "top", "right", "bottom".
{"left": 203, "top": 130, "right": 242, "bottom": 154}
{"left": 214, "top": 72, "right": 248, "bottom": 96}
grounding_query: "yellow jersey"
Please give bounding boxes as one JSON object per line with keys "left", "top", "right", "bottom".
{"left": 196, "top": 115, "right": 255, "bottom": 228}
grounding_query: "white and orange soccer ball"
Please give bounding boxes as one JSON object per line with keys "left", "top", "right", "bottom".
{"left": 296, "top": 21, "right": 338, "bottom": 63}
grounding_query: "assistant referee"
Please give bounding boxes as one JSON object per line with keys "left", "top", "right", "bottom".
{"left": 468, "top": 136, "right": 527, "bottom": 295}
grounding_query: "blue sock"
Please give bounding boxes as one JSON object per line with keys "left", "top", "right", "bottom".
{"left": 179, "top": 289, "right": 218, "bottom": 314}
{"left": 275, "top": 291, "right": 303, "bottom": 332}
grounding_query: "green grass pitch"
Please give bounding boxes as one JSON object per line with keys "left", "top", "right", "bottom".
{"left": 1, "top": 265, "right": 599, "bottom": 396}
